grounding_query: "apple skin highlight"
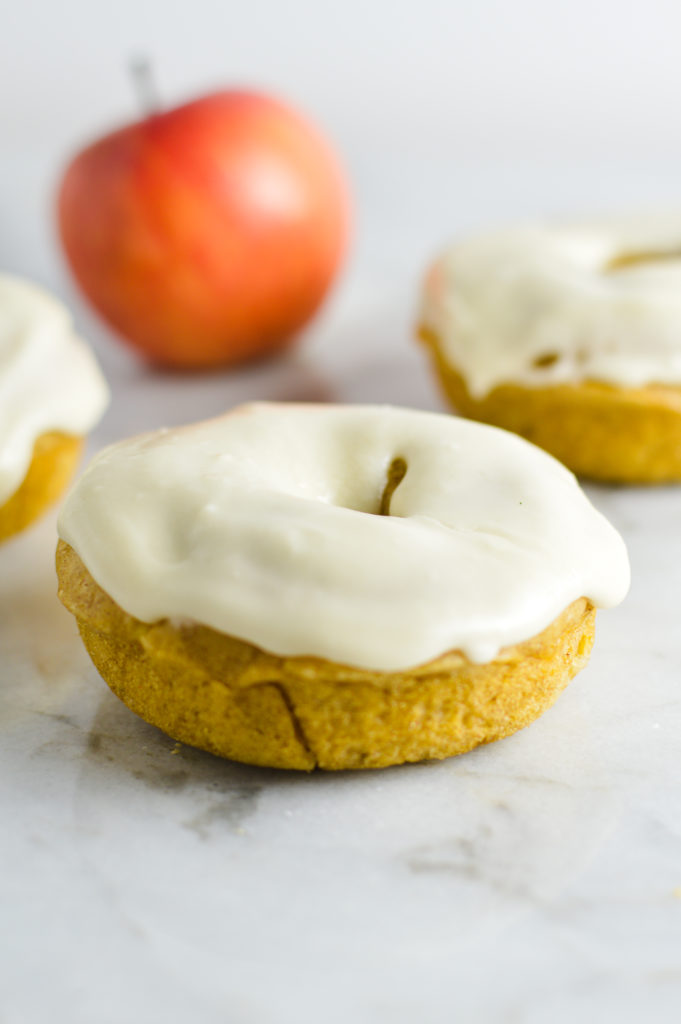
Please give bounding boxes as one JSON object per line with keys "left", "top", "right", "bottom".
{"left": 57, "top": 90, "right": 350, "bottom": 369}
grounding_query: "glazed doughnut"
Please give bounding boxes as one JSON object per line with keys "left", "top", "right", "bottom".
{"left": 0, "top": 274, "right": 108, "bottom": 541}
{"left": 419, "top": 215, "right": 681, "bottom": 482}
{"left": 56, "top": 403, "right": 629, "bottom": 770}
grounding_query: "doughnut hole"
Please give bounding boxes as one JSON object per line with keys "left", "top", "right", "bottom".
{"left": 532, "top": 353, "right": 560, "bottom": 370}
{"left": 605, "top": 248, "right": 681, "bottom": 272}
{"left": 379, "top": 456, "right": 407, "bottom": 515}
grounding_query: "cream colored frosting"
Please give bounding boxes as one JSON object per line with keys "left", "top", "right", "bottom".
{"left": 421, "top": 214, "right": 681, "bottom": 398}
{"left": 0, "top": 273, "right": 109, "bottom": 504}
{"left": 58, "top": 402, "right": 629, "bottom": 671}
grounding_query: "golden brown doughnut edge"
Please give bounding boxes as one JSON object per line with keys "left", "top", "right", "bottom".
{"left": 0, "top": 433, "right": 83, "bottom": 543}
{"left": 57, "top": 540, "right": 596, "bottom": 771}
{"left": 419, "top": 324, "right": 681, "bottom": 484}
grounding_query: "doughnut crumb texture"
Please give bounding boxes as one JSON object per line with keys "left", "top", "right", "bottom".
{"left": 57, "top": 541, "right": 596, "bottom": 771}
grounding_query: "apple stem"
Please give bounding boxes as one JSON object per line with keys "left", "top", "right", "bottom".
{"left": 129, "top": 57, "right": 160, "bottom": 116}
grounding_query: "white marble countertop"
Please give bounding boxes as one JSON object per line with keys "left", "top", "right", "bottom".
{"left": 3, "top": 141, "right": 681, "bottom": 1021}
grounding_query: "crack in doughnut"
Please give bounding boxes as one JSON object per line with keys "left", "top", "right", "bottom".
{"left": 379, "top": 456, "right": 407, "bottom": 516}
{"left": 269, "top": 682, "right": 317, "bottom": 767}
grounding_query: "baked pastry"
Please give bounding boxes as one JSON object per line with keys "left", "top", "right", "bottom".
{"left": 56, "top": 403, "right": 629, "bottom": 770}
{"left": 0, "top": 273, "right": 108, "bottom": 541}
{"left": 418, "top": 215, "right": 681, "bottom": 482}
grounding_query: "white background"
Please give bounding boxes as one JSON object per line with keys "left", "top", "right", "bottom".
{"left": 5, "top": 0, "right": 681, "bottom": 292}
{"left": 3, "top": 3, "right": 681, "bottom": 1024}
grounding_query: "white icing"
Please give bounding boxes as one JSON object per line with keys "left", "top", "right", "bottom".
{"left": 421, "top": 214, "right": 681, "bottom": 398}
{"left": 0, "top": 274, "right": 109, "bottom": 504}
{"left": 58, "top": 403, "right": 629, "bottom": 671}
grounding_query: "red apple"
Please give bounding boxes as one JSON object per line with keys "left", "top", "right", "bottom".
{"left": 57, "top": 89, "right": 350, "bottom": 368}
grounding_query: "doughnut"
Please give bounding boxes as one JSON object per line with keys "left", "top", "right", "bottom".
{"left": 0, "top": 274, "right": 109, "bottom": 541}
{"left": 56, "top": 403, "right": 629, "bottom": 770}
{"left": 418, "top": 215, "right": 681, "bottom": 482}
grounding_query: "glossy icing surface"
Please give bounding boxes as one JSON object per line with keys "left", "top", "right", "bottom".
{"left": 421, "top": 214, "right": 681, "bottom": 398}
{"left": 0, "top": 274, "right": 109, "bottom": 503}
{"left": 58, "top": 403, "right": 629, "bottom": 670}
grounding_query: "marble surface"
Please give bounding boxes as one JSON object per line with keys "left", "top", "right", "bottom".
{"left": 3, "top": 137, "right": 681, "bottom": 1021}
{"left": 3, "top": 293, "right": 681, "bottom": 1024}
